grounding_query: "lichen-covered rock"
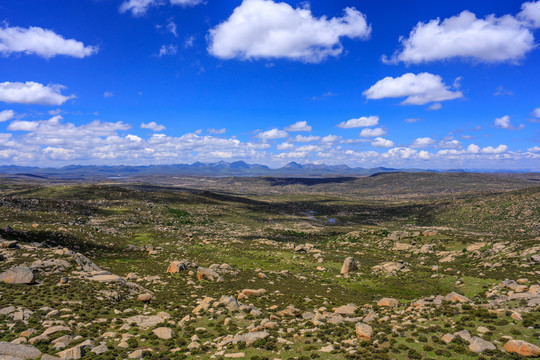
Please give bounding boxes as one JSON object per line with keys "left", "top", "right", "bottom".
{"left": 504, "top": 340, "right": 540, "bottom": 357}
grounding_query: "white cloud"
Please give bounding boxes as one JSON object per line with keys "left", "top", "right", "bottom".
{"left": 126, "top": 134, "right": 143, "bottom": 142}
{"left": 428, "top": 103, "right": 442, "bottom": 111}
{"left": 364, "top": 73, "right": 463, "bottom": 105}
{"left": 411, "top": 137, "right": 436, "bottom": 148}
{"left": 321, "top": 134, "right": 341, "bottom": 143}
{"left": 103, "top": 91, "right": 114, "bottom": 98}
{"left": 481, "top": 145, "right": 508, "bottom": 154}
{"left": 0, "top": 109, "right": 15, "bottom": 122}
{"left": 528, "top": 146, "right": 540, "bottom": 153}
{"left": 170, "top": 0, "right": 204, "bottom": 6}
{"left": 371, "top": 137, "right": 394, "bottom": 148}
{"left": 494, "top": 115, "right": 524, "bottom": 130}
{"left": 518, "top": 1, "right": 540, "bottom": 28}
{"left": 277, "top": 142, "right": 294, "bottom": 150}
{"left": 337, "top": 115, "right": 379, "bottom": 128}
{"left": 141, "top": 122, "right": 166, "bottom": 132}
{"left": 256, "top": 128, "right": 288, "bottom": 139}
{"left": 120, "top": 0, "right": 203, "bottom": 16}
{"left": 0, "top": 82, "right": 74, "bottom": 105}
{"left": 404, "top": 118, "right": 421, "bottom": 123}
{"left": 167, "top": 21, "right": 178, "bottom": 37}
{"left": 158, "top": 44, "right": 178, "bottom": 57}
{"left": 385, "top": 10, "right": 535, "bottom": 64}
{"left": 438, "top": 140, "right": 462, "bottom": 149}
{"left": 0, "top": 25, "right": 97, "bottom": 59}
{"left": 290, "top": 134, "right": 320, "bottom": 143}
{"left": 533, "top": 107, "right": 540, "bottom": 117}
{"left": 466, "top": 144, "right": 480, "bottom": 154}
{"left": 208, "top": 128, "right": 226, "bottom": 134}
{"left": 285, "top": 121, "right": 311, "bottom": 132}
{"left": 208, "top": 0, "right": 371, "bottom": 63}
{"left": 359, "top": 127, "right": 386, "bottom": 137}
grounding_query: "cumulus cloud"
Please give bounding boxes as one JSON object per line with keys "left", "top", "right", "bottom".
{"left": 321, "top": 134, "right": 341, "bottom": 143}
{"left": 141, "top": 122, "right": 166, "bottom": 132}
{"left": 411, "top": 137, "right": 436, "bottom": 148}
{"left": 0, "top": 25, "right": 97, "bottom": 59}
{"left": 103, "top": 91, "right": 114, "bottom": 98}
{"left": 277, "top": 142, "right": 294, "bottom": 150}
{"left": 0, "top": 109, "right": 15, "bottom": 122}
{"left": 363, "top": 73, "right": 463, "bottom": 105}
{"left": 518, "top": 1, "right": 540, "bottom": 28}
{"left": 120, "top": 0, "right": 203, "bottom": 16}
{"left": 481, "top": 145, "right": 508, "bottom": 154}
{"left": 290, "top": 135, "right": 320, "bottom": 143}
{"left": 371, "top": 137, "right": 394, "bottom": 148}
{"left": 0, "top": 82, "right": 74, "bottom": 105}
{"left": 494, "top": 115, "right": 524, "bottom": 130}
{"left": 256, "top": 128, "right": 288, "bottom": 139}
{"left": 438, "top": 140, "right": 462, "bottom": 149}
{"left": 285, "top": 121, "right": 311, "bottom": 132}
{"left": 384, "top": 10, "right": 535, "bottom": 64}
{"left": 533, "top": 107, "right": 540, "bottom": 117}
{"left": 208, "top": 0, "right": 371, "bottom": 62}
{"left": 337, "top": 115, "right": 379, "bottom": 128}
{"left": 208, "top": 128, "right": 226, "bottom": 134}
{"left": 359, "top": 127, "right": 386, "bottom": 137}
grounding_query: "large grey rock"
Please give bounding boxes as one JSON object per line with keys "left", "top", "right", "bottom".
{"left": 469, "top": 337, "right": 496, "bottom": 353}
{"left": 0, "top": 342, "right": 41, "bottom": 359}
{"left": 0, "top": 266, "right": 33, "bottom": 284}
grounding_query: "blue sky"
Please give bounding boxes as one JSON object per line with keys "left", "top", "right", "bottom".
{"left": 0, "top": 0, "right": 539, "bottom": 169}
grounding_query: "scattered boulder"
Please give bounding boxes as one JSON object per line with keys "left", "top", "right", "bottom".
{"left": 340, "top": 257, "right": 357, "bottom": 275}
{"left": 166, "top": 260, "right": 192, "bottom": 273}
{"left": 333, "top": 304, "right": 357, "bottom": 316}
{"left": 444, "top": 292, "right": 470, "bottom": 303}
{"left": 152, "top": 327, "right": 174, "bottom": 340}
{"left": 124, "top": 312, "right": 170, "bottom": 330}
{"left": 377, "top": 298, "right": 398, "bottom": 308}
{"left": 0, "top": 342, "right": 41, "bottom": 359}
{"left": 0, "top": 265, "right": 34, "bottom": 284}
{"left": 504, "top": 340, "right": 540, "bottom": 357}
{"left": 197, "top": 267, "right": 223, "bottom": 282}
{"left": 372, "top": 261, "right": 407, "bottom": 274}
{"left": 355, "top": 323, "right": 372, "bottom": 341}
{"left": 136, "top": 293, "right": 153, "bottom": 302}
{"left": 469, "top": 337, "right": 496, "bottom": 353}
{"left": 238, "top": 289, "right": 266, "bottom": 299}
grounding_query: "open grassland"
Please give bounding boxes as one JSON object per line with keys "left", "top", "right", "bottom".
{"left": 0, "top": 172, "right": 538, "bottom": 359}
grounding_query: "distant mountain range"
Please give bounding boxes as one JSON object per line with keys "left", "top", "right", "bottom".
{"left": 0, "top": 161, "right": 533, "bottom": 180}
